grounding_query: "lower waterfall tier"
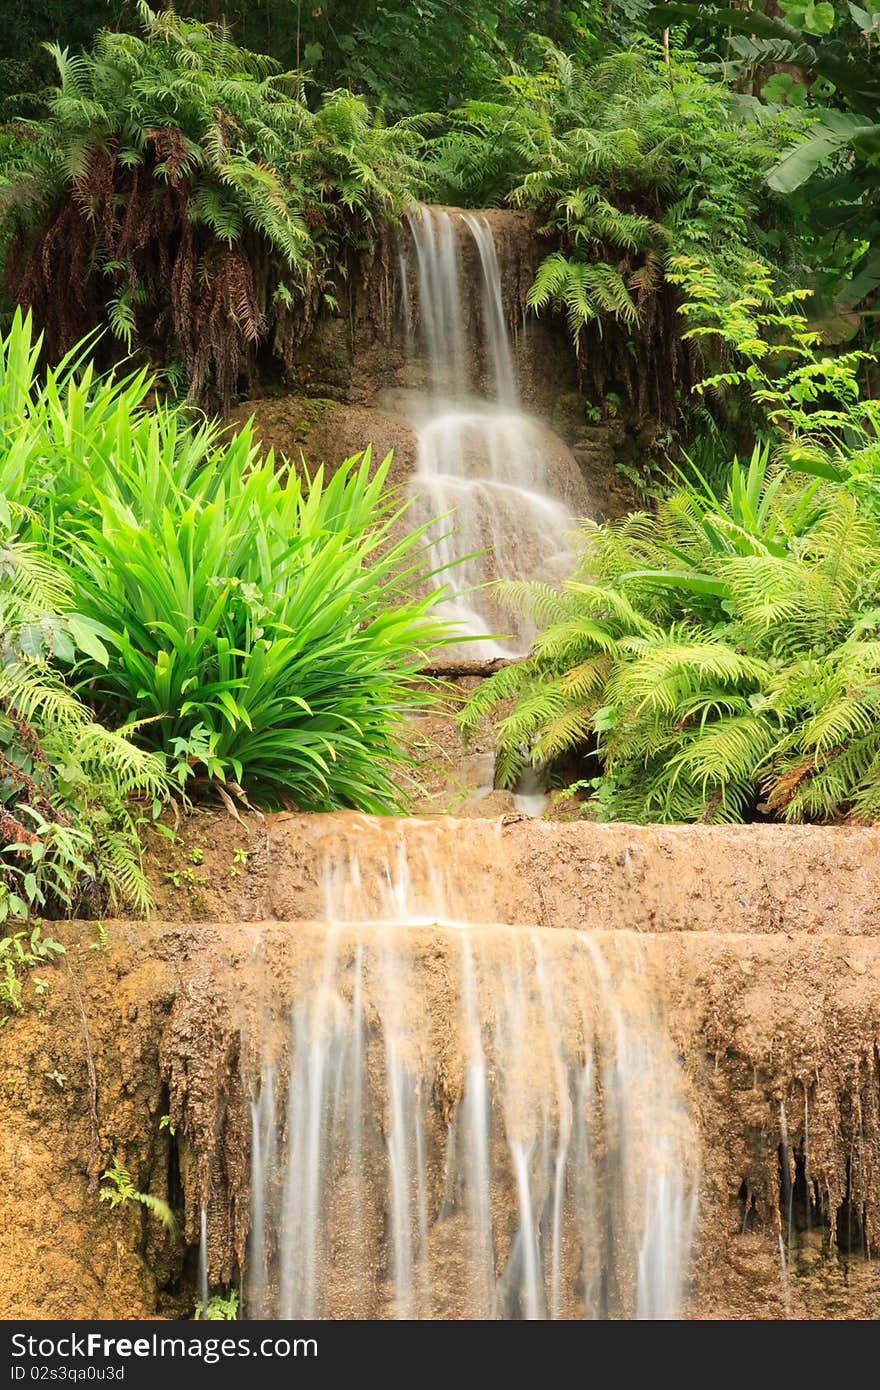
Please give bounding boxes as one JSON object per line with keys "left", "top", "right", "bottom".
{"left": 4, "top": 815, "right": 880, "bottom": 1321}
{"left": 243, "top": 925, "right": 696, "bottom": 1319}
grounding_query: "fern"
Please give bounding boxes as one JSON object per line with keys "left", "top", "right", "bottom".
{"left": 465, "top": 427, "right": 880, "bottom": 823}
{"left": 100, "top": 1159, "right": 177, "bottom": 1233}
{"left": 430, "top": 39, "right": 796, "bottom": 384}
{"left": 528, "top": 253, "right": 639, "bottom": 341}
{"left": 0, "top": 432, "right": 170, "bottom": 917}
{"left": 0, "top": 8, "right": 429, "bottom": 404}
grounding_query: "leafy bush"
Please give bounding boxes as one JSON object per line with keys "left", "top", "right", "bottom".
{"left": 667, "top": 255, "right": 878, "bottom": 462}
{"left": 464, "top": 447, "right": 880, "bottom": 822}
{"left": 0, "top": 521, "right": 168, "bottom": 916}
{"left": 0, "top": 313, "right": 453, "bottom": 815}
{"left": 62, "top": 445, "right": 450, "bottom": 812}
{"left": 657, "top": 2, "right": 880, "bottom": 318}
{"left": 0, "top": 3, "right": 428, "bottom": 402}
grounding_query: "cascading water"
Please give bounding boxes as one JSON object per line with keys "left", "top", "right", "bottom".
{"left": 243, "top": 820, "right": 698, "bottom": 1320}
{"left": 400, "top": 206, "right": 593, "bottom": 658}
{"left": 232, "top": 218, "right": 695, "bottom": 1321}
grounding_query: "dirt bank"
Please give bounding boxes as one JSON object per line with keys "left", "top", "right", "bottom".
{"left": 145, "top": 811, "right": 880, "bottom": 936}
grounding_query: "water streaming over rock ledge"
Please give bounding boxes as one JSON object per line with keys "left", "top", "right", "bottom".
{"left": 399, "top": 206, "right": 593, "bottom": 658}
{"left": 241, "top": 823, "right": 698, "bottom": 1320}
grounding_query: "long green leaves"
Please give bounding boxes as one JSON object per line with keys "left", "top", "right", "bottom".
{"left": 60, "top": 447, "right": 453, "bottom": 809}
{"left": 0, "top": 312, "right": 454, "bottom": 813}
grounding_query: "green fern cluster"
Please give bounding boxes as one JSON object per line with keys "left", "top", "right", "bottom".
{"left": 0, "top": 4, "right": 429, "bottom": 400}
{"left": 0, "top": 520, "right": 167, "bottom": 916}
{"left": 464, "top": 440, "right": 880, "bottom": 823}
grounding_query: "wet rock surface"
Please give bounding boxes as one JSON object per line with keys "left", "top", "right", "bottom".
{"left": 4, "top": 813, "right": 880, "bottom": 1319}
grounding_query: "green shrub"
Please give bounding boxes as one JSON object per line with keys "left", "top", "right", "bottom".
{"left": 466, "top": 263, "right": 880, "bottom": 824}
{"left": 432, "top": 43, "right": 799, "bottom": 309}
{"left": 0, "top": 313, "right": 453, "bottom": 814}
{"left": 61, "top": 445, "right": 451, "bottom": 811}
{"left": 0, "top": 520, "right": 168, "bottom": 915}
{"left": 426, "top": 42, "right": 804, "bottom": 422}
{"left": 464, "top": 447, "right": 880, "bottom": 822}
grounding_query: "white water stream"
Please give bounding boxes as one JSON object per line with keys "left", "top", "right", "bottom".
{"left": 403, "top": 206, "right": 587, "bottom": 658}
{"left": 236, "top": 220, "right": 695, "bottom": 1321}
{"left": 243, "top": 827, "right": 698, "bottom": 1320}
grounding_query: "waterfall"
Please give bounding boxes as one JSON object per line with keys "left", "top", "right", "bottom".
{"left": 243, "top": 824, "right": 698, "bottom": 1320}
{"left": 236, "top": 216, "right": 696, "bottom": 1322}
{"left": 401, "top": 206, "right": 591, "bottom": 659}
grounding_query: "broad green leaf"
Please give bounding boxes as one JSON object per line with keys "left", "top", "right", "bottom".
{"left": 767, "top": 115, "right": 880, "bottom": 193}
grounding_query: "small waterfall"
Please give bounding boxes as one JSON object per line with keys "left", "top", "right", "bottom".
{"left": 401, "top": 206, "right": 590, "bottom": 658}
{"left": 243, "top": 825, "right": 698, "bottom": 1320}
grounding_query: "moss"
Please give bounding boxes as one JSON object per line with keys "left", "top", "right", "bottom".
{"left": 290, "top": 396, "right": 338, "bottom": 440}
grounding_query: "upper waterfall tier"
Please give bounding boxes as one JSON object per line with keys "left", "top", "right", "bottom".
{"left": 398, "top": 205, "right": 594, "bottom": 659}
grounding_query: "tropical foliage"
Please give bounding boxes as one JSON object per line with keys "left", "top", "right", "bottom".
{"left": 428, "top": 41, "right": 804, "bottom": 416}
{"left": 0, "top": 315, "right": 170, "bottom": 916}
{"left": 0, "top": 311, "right": 452, "bottom": 922}
{"left": 666, "top": 255, "right": 876, "bottom": 459}
{"left": 0, "top": 1, "right": 877, "bottom": 842}
{"left": 465, "top": 262, "right": 880, "bottom": 824}
{"left": 0, "top": 519, "right": 168, "bottom": 917}
{"left": 0, "top": 2, "right": 649, "bottom": 122}
{"left": 0, "top": 4, "right": 873, "bottom": 427}
{"left": 464, "top": 448, "right": 880, "bottom": 823}
{"left": 57, "top": 437, "right": 451, "bottom": 813}
{"left": 0, "top": 4, "right": 428, "bottom": 403}
{"left": 656, "top": 2, "right": 880, "bottom": 325}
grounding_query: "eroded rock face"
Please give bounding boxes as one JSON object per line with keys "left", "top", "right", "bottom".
{"left": 4, "top": 814, "right": 880, "bottom": 1320}
{"left": 143, "top": 811, "right": 880, "bottom": 937}
{"left": 0, "top": 931, "right": 178, "bottom": 1318}
{"left": 224, "top": 398, "right": 419, "bottom": 490}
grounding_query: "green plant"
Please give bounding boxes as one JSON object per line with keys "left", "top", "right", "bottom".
{"left": 0, "top": 4, "right": 428, "bottom": 402}
{"left": 668, "top": 255, "right": 876, "bottom": 457}
{"left": 429, "top": 40, "right": 802, "bottom": 419}
{"left": 0, "top": 924, "right": 64, "bottom": 1023}
{"left": 464, "top": 449, "right": 880, "bottom": 821}
{"left": 656, "top": 3, "right": 880, "bottom": 315}
{"left": 0, "top": 476, "right": 169, "bottom": 914}
{"left": 0, "top": 313, "right": 453, "bottom": 813}
{"left": 194, "top": 1289, "right": 238, "bottom": 1321}
{"left": 99, "top": 1160, "right": 176, "bottom": 1232}
{"left": 56, "top": 438, "right": 453, "bottom": 811}
{"left": 466, "top": 261, "right": 880, "bottom": 824}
